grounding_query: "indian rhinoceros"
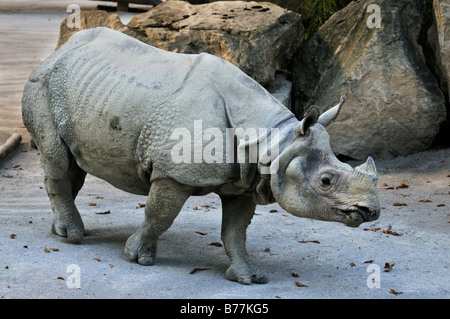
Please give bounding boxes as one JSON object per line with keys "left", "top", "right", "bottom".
{"left": 22, "top": 27, "right": 380, "bottom": 284}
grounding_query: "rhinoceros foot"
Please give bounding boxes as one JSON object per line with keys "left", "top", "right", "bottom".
{"left": 225, "top": 263, "right": 268, "bottom": 285}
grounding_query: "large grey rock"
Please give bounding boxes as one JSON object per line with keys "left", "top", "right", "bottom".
{"left": 57, "top": 1, "right": 303, "bottom": 86}
{"left": 126, "top": 0, "right": 303, "bottom": 85}
{"left": 292, "top": 0, "right": 447, "bottom": 160}
{"left": 427, "top": 0, "right": 450, "bottom": 98}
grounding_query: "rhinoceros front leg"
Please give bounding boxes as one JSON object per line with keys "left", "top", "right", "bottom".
{"left": 220, "top": 195, "right": 268, "bottom": 285}
{"left": 125, "top": 178, "right": 193, "bottom": 266}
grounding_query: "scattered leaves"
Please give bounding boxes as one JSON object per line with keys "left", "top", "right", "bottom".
{"left": 95, "top": 210, "right": 111, "bottom": 215}
{"left": 393, "top": 202, "right": 407, "bottom": 207}
{"left": 189, "top": 267, "right": 210, "bottom": 274}
{"left": 209, "top": 242, "right": 223, "bottom": 247}
{"left": 394, "top": 183, "right": 409, "bottom": 190}
{"left": 298, "top": 240, "right": 320, "bottom": 244}
{"left": 418, "top": 199, "right": 432, "bottom": 203}
{"left": 88, "top": 202, "right": 96, "bottom": 206}
{"left": 295, "top": 281, "right": 308, "bottom": 287}
{"left": 389, "top": 288, "right": 402, "bottom": 295}
{"left": 384, "top": 262, "right": 395, "bottom": 272}
{"left": 9, "top": 234, "right": 16, "bottom": 239}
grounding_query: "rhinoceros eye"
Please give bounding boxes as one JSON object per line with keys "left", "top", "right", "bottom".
{"left": 319, "top": 174, "right": 334, "bottom": 189}
{"left": 321, "top": 177, "right": 331, "bottom": 185}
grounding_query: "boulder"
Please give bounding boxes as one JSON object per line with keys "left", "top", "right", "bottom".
{"left": 427, "top": 0, "right": 450, "bottom": 99}
{"left": 292, "top": 0, "right": 447, "bottom": 159}
{"left": 57, "top": 1, "right": 303, "bottom": 86}
{"left": 56, "top": 10, "right": 127, "bottom": 49}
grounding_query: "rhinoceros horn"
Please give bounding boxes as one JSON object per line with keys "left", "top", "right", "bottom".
{"left": 317, "top": 96, "right": 346, "bottom": 127}
{"left": 353, "top": 156, "right": 378, "bottom": 187}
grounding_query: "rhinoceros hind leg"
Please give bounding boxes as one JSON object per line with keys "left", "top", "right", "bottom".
{"left": 125, "top": 178, "right": 193, "bottom": 265}
{"left": 40, "top": 139, "right": 86, "bottom": 243}
{"left": 220, "top": 195, "right": 268, "bottom": 285}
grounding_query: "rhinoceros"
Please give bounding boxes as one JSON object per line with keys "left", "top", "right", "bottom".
{"left": 22, "top": 27, "right": 380, "bottom": 284}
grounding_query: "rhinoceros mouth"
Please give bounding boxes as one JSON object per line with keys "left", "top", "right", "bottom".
{"left": 339, "top": 206, "right": 379, "bottom": 227}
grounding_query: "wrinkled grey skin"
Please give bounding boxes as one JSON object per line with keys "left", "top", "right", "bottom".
{"left": 22, "top": 28, "right": 380, "bottom": 285}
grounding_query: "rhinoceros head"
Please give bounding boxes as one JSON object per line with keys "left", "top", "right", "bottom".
{"left": 270, "top": 98, "right": 380, "bottom": 227}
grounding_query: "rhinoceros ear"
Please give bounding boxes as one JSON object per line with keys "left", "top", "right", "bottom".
{"left": 317, "top": 96, "right": 345, "bottom": 127}
{"left": 296, "top": 106, "right": 319, "bottom": 136}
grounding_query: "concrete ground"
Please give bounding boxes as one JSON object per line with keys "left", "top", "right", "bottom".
{"left": 0, "top": 1, "right": 449, "bottom": 299}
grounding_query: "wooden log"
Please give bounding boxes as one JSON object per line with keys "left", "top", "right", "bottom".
{"left": 0, "top": 133, "right": 22, "bottom": 161}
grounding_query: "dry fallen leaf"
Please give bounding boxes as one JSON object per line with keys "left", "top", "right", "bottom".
{"left": 390, "top": 288, "right": 402, "bottom": 295}
{"left": 382, "top": 226, "right": 401, "bottom": 236}
{"left": 363, "top": 227, "right": 381, "bottom": 232}
{"left": 136, "top": 203, "right": 145, "bottom": 209}
{"left": 380, "top": 183, "right": 388, "bottom": 187}
{"left": 189, "top": 267, "right": 210, "bottom": 274}
{"left": 88, "top": 202, "right": 96, "bottom": 206}
{"left": 295, "top": 281, "right": 308, "bottom": 287}
{"left": 418, "top": 199, "right": 432, "bottom": 203}
{"left": 446, "top": 174, "right": 449, "bottom": 177}
{"left": 394, "top": 183, "right": 409, "bottom": 190}
{"left": 195, "top": 231, "right": 207, "bottom": 236}
{"left": 2, "top": 174, "right": 13, "bottom": 178}
{"left": 437, "top": 204, "right": 446, "bottom": 207}
{"left": 384, "top": 262, "right": 395, "bottom": 272}
{"left": 425, "top": 179, "right": 430, "bottom": 183}
{"left": 12, "top": 164, "right": 21, "bottom": 168}
{"left": 364, "top": 260, "right": 374, "bottom": 264}
{"left": 93, "top": 257, "right": 101, "bottom": 262}
{"left": 95, "top": 196, "right": 104, "bottom": 199}
{"left": 393, "top": 202, "right": 407, "bottom": 207}
{"left": 9, "top": 234, "right": 16, "bottom": 239}
{"left": 192, "top": 206, "right": 198, "bottom": 210}
{"left": 57, "top": 276, "right": 64, "bottom": 280}
{"left": 298, "top": 240, "right": 320, "bottom": 244}
{"left": 49, "top": 248, "right": 59, "bottom": 251}
{"left": 209, "top": 242, "right": 223, "bottom": 247}
{"left": 269, "top": 209, "right": 278, "bottom": 213}
{"left": 350, "top": 262, "right": 356, "bottom": 267}
{"left": 291, "top": 272, "right": 299, "bottom": 277}
{"left": 44, "top": 247, "right": 50, "bottom": 253}
{"left": 95, "top": 210, "right": 111, "bottom": 215}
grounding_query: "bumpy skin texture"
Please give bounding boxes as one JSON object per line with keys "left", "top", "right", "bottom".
{"left": 22, "top": 28, "right": 380, "bottom": 284}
